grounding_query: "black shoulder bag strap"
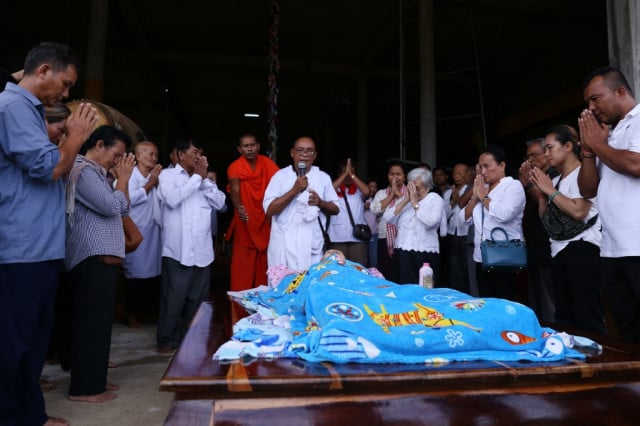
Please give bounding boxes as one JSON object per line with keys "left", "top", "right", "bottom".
{"left": 342, "top": 193, "right": 357, "bottom": 227}
{"left": 318, "top": 214, "right": 331, "bottom": 244}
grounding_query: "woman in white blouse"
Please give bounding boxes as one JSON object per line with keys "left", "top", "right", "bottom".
{"left": 383, "top": 167, "right": 443, "bottom": 284}
{"left": 463, "top": 146, "right": 526, "bottom": 300}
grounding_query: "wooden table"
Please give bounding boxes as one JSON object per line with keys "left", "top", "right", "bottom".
{"left": 160, "top": 301, "right": 640, "bottom": 425}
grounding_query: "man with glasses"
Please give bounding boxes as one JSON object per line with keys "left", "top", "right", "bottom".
{"left": 226, "top": 133, "right": 279, "bottom": 291}
{"left": 263, "top": 136, "right": 339, "bottom": 271}
{"left": 518, "top": 138, "right": 557, "bottom": 324}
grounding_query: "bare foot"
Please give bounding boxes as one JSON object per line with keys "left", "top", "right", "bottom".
{"left": 127, "top": 314, "right": 143, "bottom": 329}
{"left": 156, "top": 346, "right": 176, "bottom": 355}
{"left": 105, "top": 382, "right": 120, "bottom": 391}
{"left": 68, "top": 392, "right": 117, "bottom": 403}
{"left": 107, "top": 360, "right": 118, "bottom": 368}
{"left": 40, "top": 378, "right": 54, "bottom": 392}
{"left": 44, "top": 416, "right": 69, "bottom": 426}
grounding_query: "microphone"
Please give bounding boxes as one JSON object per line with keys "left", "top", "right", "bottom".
{"left": 298, "top": 162, "right": 307, "bottom": 177}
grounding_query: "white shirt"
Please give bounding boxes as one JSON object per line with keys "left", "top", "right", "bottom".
{"left": 447, "top": 184, "right": 471, "bottom": 237}
{"left": 549, "top": 167, "right": 601, "bottom": 257}
{"left": 370, "top": 188, "right": 398, "bottom": 239}
{"left": 158, "top": 164, "right": 226, "bottom": 267}
{"left": 461, "top": 176, "right": 525, "bottom": 262}
{"left": 597, "top": 103, "right": 640, "bottom": 257}
{"left": 263, "top": 165, "right": 339, "bottom": 270}
{"left": 439, "top": 188, "right": 452, "bottom": 237}
{"left": 383, "top": 192, "right": 443, "bottom": 253}
{"left": 327, "top": 188, "right": 367, "bottom": 243}
{"left": 122, "top": 167, "right": 162, "bottom": 278}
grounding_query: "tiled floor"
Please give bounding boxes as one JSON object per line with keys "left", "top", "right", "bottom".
{"left": 42, "top": 322, "right": 175, "bottom": 425}
{"left": 41, "top": 258, "right": 232, "bottom": 425}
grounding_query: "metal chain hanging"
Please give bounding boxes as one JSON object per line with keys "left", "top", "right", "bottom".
{"left": 267, "top": 0, "right": 280, "bottom": 160}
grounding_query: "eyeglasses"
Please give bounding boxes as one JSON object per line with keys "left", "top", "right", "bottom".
{"left": 524, "top": 152, "right": 544, "bottom": 160}
{"left": 295, "top": 148, "right": 315, "bottom": 155}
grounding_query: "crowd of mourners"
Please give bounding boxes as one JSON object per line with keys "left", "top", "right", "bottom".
{"left": 2, "top": 42, "right": 640, "bottom": 426}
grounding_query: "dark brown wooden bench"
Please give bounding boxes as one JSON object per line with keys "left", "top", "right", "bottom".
{"left": 160, "top": 301, "right": 640, "bottom": 425}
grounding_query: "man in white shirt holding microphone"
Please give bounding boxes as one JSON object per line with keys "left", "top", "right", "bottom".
{"left": 263, "top": 136, "right": 339, "bottom": 271}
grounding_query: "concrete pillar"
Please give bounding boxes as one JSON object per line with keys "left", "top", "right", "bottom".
{"left": 418, "top": 0, "right": 436, "bottom": 167}
{"left": 607, "top": 0, "right": 640, "bottom": 96}
{"left": 85, "top": 0, "right": 109, "bottom": 100}
{"left": 357, "top": 76, "right": 368, "bottom": 178}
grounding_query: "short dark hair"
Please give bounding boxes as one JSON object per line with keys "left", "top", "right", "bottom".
{"left": 433, "top": 165, "right": 448, "bottom": 175}
{"left": 584, "top": 66, "right": 633, "bottom": 97}
{"left": 481, "top": 145, "right": 507, "bottom": 165}
{"left": 80, "top": 125, "right": 131, "bottom": 155}
{"left": 238, "top": 133, "right": 257, "bottom": 145}
{"left": 0, "top": 68, "right": 18, "bottom": 90}
{"left": 386, "top": 160, "right": 407, "bottom": 176}
{"left": 23, "top": 42, "right": 80, "bottom": 76}
{"left": 176, "top": 138, "right": 202, "bottom": 154}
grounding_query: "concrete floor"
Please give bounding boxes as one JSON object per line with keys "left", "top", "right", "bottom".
{"left": 42, "top": 323, "right": 175, "bottom": 426}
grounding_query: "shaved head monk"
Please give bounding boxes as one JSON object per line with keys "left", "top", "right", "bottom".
{"left": 226, "top": 133, "right": 280, "bottom": 291}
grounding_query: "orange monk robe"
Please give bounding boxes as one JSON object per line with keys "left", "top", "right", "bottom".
{"left": 226, "top": 154, "right": 279, "bottom": 291}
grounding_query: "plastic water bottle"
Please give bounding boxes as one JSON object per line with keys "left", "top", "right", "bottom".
{"left": 419, "top": 262, "right": 434, "bottom": 289}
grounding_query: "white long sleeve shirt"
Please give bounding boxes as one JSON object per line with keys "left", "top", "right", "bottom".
{"left": 383, "top": 192, "right": 443, "bottom": 253}
{"left": 158, "top": 164, "right": 226, "bottom": 267}
{"left": 460, "top": 176, "right": 525, "bottom": 262}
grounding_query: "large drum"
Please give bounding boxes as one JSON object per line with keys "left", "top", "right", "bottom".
{"left": 66, "top": 99, "right": 146, "bottom": 145}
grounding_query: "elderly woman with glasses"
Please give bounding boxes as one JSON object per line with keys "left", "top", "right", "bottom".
{"left": 382, "top": 167, "right": 444, "bottom": 284}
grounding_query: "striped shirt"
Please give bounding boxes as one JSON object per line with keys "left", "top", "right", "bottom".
{"left": 65, "top": 156, "right": 129, "bottom": 270}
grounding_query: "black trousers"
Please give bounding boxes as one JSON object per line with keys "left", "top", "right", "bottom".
{"left": 551, "top": 240, "right": 604, "bottom": 334}
{"left": 600, "top": 256, "right": 640, "bottom": 342}
{"left": 68, "top": 256, "right": 118, "bottom": 396}
{"left": 396, "top": 249, "right": 440, "bottom": 285}
{"left": 448, "top": 235, "right": 470, "bottom": 293}
{"left": 476, "top": 262, "right": 518, "bottom": 301}
{"left": 376, "top": 239, "right": 399, "bottom": 283}
{"left": 0, "top": 260, "right": 61, "bottom": 426}
{"left": 157, "top": 257, "right": 211, "bottom": 348}
{"left": 124, "top": 275, "right": 161, "bottom": 319}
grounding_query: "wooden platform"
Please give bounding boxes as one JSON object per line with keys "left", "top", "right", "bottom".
{"left": 160, "top": 301, "right": 640, "bottom": 425}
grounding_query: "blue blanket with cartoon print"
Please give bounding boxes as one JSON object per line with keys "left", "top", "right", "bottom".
{"left": 216, "top": 255, "right": 595, "bottom": 364}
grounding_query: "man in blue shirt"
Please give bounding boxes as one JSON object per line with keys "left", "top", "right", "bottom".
{"left": 0, "top": 42, "right": 98, "bottom": 426}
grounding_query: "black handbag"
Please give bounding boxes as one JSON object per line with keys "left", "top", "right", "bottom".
{"left": 342, "top": 193, "right": 372, "bottom": 241}
{"left": 540, "top": 180, "right": 598, "bottom": 241}
{"left": 480, "top": 205, "right": 527, "bottom": 272}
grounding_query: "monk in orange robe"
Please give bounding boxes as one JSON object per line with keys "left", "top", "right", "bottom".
{"left": 226, "top": 134, "right": 279, "bottom": 291}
